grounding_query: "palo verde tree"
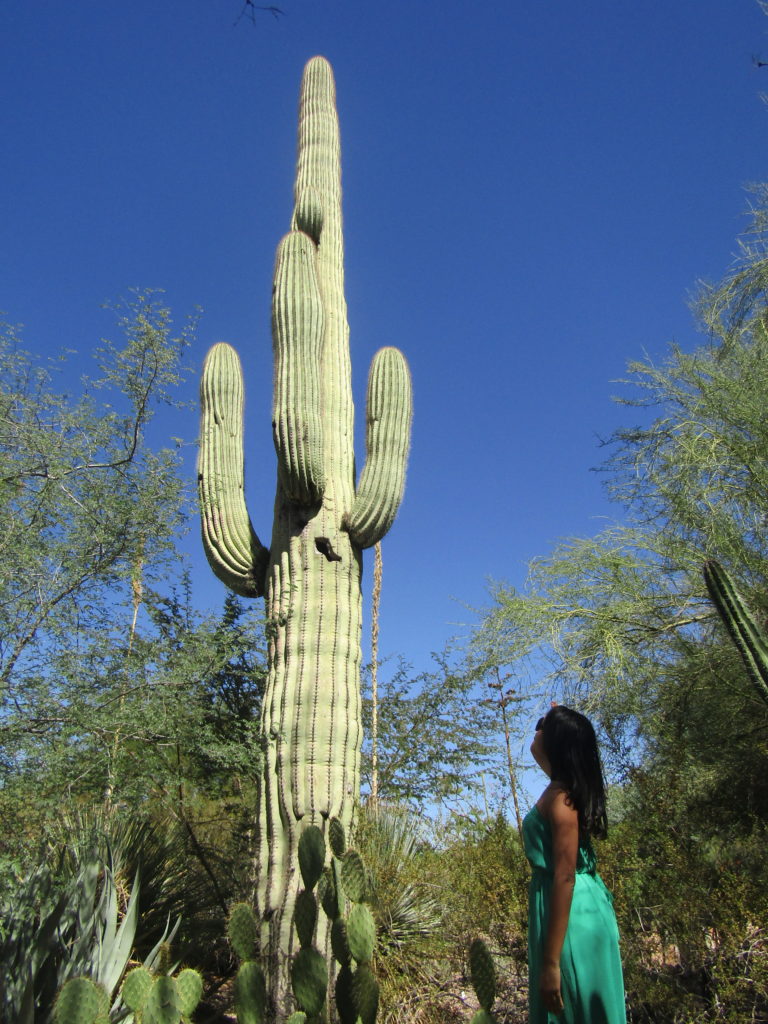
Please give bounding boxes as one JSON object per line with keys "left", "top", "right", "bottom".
{"left": 0, "top": 296, "right": 194, "bottom": 819}
{"left": 472, "top": 183, "right": 768, "bottom": 795}
{"left": 197, "top": 56, "right": 412, "bottom": 1016}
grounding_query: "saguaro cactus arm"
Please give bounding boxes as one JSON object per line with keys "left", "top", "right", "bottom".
{"left": 345, "top": 347, "right": 413, "bottom": 550}
{"left": 198, "top": 342, "right": 269, "bottom": 597}
{"left": 703, "top": 559, "right": 768, "bottom": 707}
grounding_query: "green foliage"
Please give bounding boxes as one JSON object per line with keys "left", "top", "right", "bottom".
{"left": 0, "top": 294, "right": 190, "bottom": 710}
{"left": 0, "top": 841, "right": 141, "bottom": 1024}
{"left": 599, "top": 770, "right": 768, "bottom": 1022}
{"left": 0, "top": 299, "right": 268, "bottom": 977}
{"left": 361, "top": 653, "right": 501, "bottom": 811}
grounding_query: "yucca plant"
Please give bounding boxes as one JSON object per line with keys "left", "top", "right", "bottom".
{"left": 354, "top": 803, "right": 442, "bottom": 950}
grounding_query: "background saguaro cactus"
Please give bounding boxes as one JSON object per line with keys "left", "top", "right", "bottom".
{"left": 197, "top": 56, "right": 412, "bottom": 1017}
{"left": 703, "top": 559, "right": 768, "bottom": 708}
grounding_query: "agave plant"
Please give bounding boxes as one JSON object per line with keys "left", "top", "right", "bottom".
{"left": 0, "top": 848, "right": 141, "bottom": 1023}
{"left": 0, "top": 814, "right": 182, "bottom": 1024}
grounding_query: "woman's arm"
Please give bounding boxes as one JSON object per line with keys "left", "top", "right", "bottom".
{"left": 540, "top": 790, "right": 579, "bottom": 1015}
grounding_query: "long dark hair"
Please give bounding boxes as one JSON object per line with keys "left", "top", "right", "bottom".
{"left": 540, "top": 706, "right": 608, "bottom": 840}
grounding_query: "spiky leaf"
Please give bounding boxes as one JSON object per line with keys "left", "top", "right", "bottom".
{"left": 291, "top": 947, "right": 328, "bottom": 1016}
{"left": 298, "top": 826, "right": 326, "bottom": 891}
{"left": 469, "top": 938, "right": 496, "bottom": 1011}
{"left": 234, "top": 961, "right": 267, "bottom": 1024}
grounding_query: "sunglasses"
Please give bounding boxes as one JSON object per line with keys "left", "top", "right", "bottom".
{"left": 535, "top": 717, "right": 545, "bottom": 732}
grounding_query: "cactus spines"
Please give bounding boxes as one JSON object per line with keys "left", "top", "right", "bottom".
{"left": 234, "top": 961, "right": 268, "bottom": 1024}
{"left": 175, "top": 969, "right": 203, "bottom": 1017}
{"left": 198, "top": 343, "right": 269, "bottom": 599}
{"left": 197, "top": 55, "right": 412, "bottom": 1012}
{"left": 330, "top": 917, "right": 351, "bottom": 967}
{"left": 294, "top": 890, "right": 319, "bottom": 948}
{"left": 144, "top": 976, "right": 181, "bottom": 1024}
{"left": 351, "top": 964, "right": 380, "bottom": 1024}
{"left": 469, "top": 938, "right": 496, "bottom": 1012}
{"left": 228, "top": 901, "right": 259, "bottom": 962}
{"left": 340, "top": 849, "right": 368, "bottom": 904}
{"left": 272, "top": 231, "right": 326, "bottom": 506}
{"left": 298, "top": 825, "right": 326, "bottom": 891}
{"left": 122, "top": 967, "right": 154, "bottom": 1013}
{"left": 346, "top": 904, "right": 376, "bottom": 965}
{"left": 54, "top": 978, "right": 104, "bottom": 1024}
{"left": 328, "top": 817, "right": 346, "bottom": 859}
{"left": 703, "top": 559, "right": 768, "bottom": 706}
{"left": 290, "top": 947, "right": 328, "bottom": 1017}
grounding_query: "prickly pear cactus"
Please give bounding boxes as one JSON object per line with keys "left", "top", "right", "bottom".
{"left": 120, "top": 963, "right": 203, "bottom": 1024}
{"left": 197, "top": 55, "right": 412, "bottom": 1014}
{"left": 468, "top": 938, "right": 499, "bottom": 1023}
{"left": 228, "top": 902, "right": 268, "bottom": 1024}
{"left": 54, "top": 978, "right": 108, "bottom": 1024}
{"left": 290, "top": 817, "right": 380, "bottom": 1022}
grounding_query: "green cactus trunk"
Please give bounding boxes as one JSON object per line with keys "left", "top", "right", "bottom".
{"left": 198, "top": 57, "right": 412, "bottom": 1018}
{"left": 703, "top": 559, "right": 768, "bottom": 707}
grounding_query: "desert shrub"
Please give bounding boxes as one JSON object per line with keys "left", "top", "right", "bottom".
{"left": 600, "top": 786, "right": 768, "bottom": 1023}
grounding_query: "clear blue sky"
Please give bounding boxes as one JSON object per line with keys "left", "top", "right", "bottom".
{"left": 3, "top": 1, "right": 768, "bottom": 690}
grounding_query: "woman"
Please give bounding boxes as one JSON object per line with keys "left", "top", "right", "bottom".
{"left": 523, "top": 705, "right": 626, "bottom": 1023}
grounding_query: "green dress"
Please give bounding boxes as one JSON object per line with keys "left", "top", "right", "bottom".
{"left": 523, "top": 804, "right": 626, "bottom": 1023}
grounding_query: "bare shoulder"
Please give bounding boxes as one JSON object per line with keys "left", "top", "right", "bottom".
{"left": 537, "top": 782, "right": 577, "bottom": 821}
{"left": 549, "top": 788, "right": 578, "bottom": 828}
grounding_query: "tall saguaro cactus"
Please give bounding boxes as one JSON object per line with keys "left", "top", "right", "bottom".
{"left": 197, "top": 56, "right": 412, "bottom": 1016}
